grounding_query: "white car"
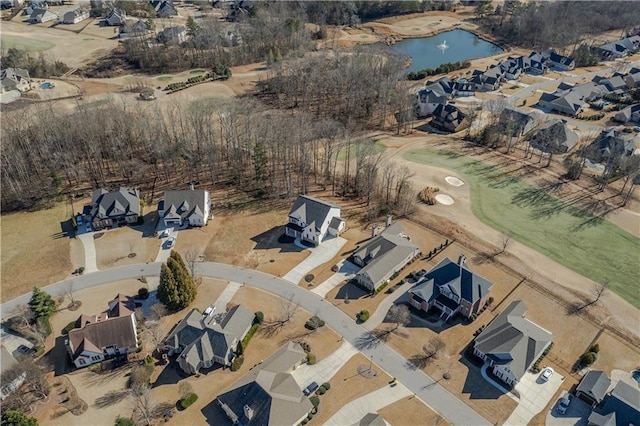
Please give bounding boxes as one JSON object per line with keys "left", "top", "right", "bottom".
{"left": 540, "top": 367, "right": 554, "bottom": 381}
{"left": 165, "top": 236, "right": 176, "bottom": 249}
{"left": 556, "top": 395, "right": 571, "bottom": 414}
{"left": 160, "top": 228, "right": 172, "bottom": 238}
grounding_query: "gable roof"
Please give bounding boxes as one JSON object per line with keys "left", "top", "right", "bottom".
{"left": 150, "top": 0, "right": 177, "bottom": 16}
{"left": 0, "top": 346, "right": 17, "bottom": 374}
{"left": 29, "top": 8, "right": 56, "bottom": 20}
{"left": 353, "top": 413, "right": 388, "bottom": 426}
{"left": 91, "top": 187, "right": 140, "bottom": 220}
{"left": 355, "top": 222, "right": 418, "bottom": 285}
{"left": 432, "top": 104, "right": 466, "bottom": 127}
{"left": 588, "top": 129, "right": 637, "bottom": 163}
{"left": 499, "top": 108, "right": 541, "bottom": 136}
{"left": 411, "top": 257, "right": 493, "bottom": 306}
{"left": 474, "top": 300, "right": 552, "bottom": 381}
{"left": 576, "top": 370, "right": 611, "bottom": 403}
{"left": 68, "top": 315, "right": 136, "bottom": 357}
{"left": 105, "top": 8, "right": 125, "bottom": 24}
{"left": 288, "top": 195, "right": 340, "bottom": 232}
{"left": 217, "top": 342, "right": 312, "bottom": 426}
{"left": 597, "top": 381, "right": 640, "bottom": 426}
{"left": 157, "top": 25, "right": 186, "bottom": 43}
{"left": 529, "top": 119, "right": 579, "bottom": 153}
{"left": 162, "top": 189, "right": 208, "bottom": 222}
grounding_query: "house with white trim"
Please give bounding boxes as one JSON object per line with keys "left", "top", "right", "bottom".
{"left": 158, "top": 187, "right": 211, "bottom": 227}
{"left": 285, "top": 195, "right": 345, "bottom": 246}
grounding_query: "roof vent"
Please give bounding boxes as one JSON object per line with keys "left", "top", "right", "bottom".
{"left": 243, "top": 404, "right": 254, "bottom": 420}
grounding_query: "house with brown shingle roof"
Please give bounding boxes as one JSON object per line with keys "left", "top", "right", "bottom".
{"left": 65, "top": 294, "right": 138, "bottom": 369}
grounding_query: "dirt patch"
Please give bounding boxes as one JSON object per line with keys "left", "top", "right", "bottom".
{"left": 94, "top": 226, "right": 161, "bottom": 268}
{"left": 379, "top": 395, "right": 450, "bottom": 426}
{"left": 1, "top": 200, "right": 72, "bottom": 302}
{"left": 311, "top": 353, "right": 391, "bottom": 425}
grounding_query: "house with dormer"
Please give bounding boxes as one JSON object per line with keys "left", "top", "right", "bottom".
{"left": 158, "top": 187, "right": 211, "bottom": 227}
{"left": 66, "top": 294, "right": 138, "bottom": 369}
{"left": 217, "top": 342, "right": 313, "bottom": 426}
{"left": 415, "top": 88, "right": 447, "bottom": 117}
{"left": 473, "top": 300, "right": 552, "bottom": 387}
{"left": 90, "top": 187, "right": 141, "bottom": 230}
{"left": 409, "top": 255, "right": 493, "bottom": 322}
{"left": 285, "top": 195, "right": 345, "bottom": 246}
{"left": 104, "top": 8, "right": 126, "bottom": 26}
{"left": 149, "top": 0, "right": 177, "bottom": 17}
{"left": 163, "top": 305, "right": 254, "bottom": 374}
{"left": 545, "top": 51, "right": 575, "bottom": 71}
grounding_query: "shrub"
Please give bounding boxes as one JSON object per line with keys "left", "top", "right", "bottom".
{"left": 301, "top": 420, "right": 308, "bottom": 425}
{"left": 78, "top": 266, "right": 85, "bottom": 274}
{"left": 144, "top": 354, "right": 154, "bottom": 366}
{"left": 179, "top": 393, "right": 198, "bottom": 409}
{"left": 581, "top": 352, "right": 597, "bottom": 366}
{"left": 307, "top": 353, "right": 317, "bottom": 365}
{"left": 62, "top": 320, "right": 76, "bottom": 335}
{"left": 358, "top": 310, "right": 370, "bottom": 322}
{"left": 590, "top": 344, "right": 600, "bottom": 353}
{"left": 231, "top": 356, "right": 244, "bottom": 371}
{"left": 138, "top": 288, "right": 149, "bottom": 299}
{"left": 321, "top": 382, "right": 330, "bottom": 390}
{"left": 115, "top": 416, "right": 135, "bottom": 426}
{"left": 487, "top": 297, "right": 494, "bottom": 305}
{"left": 305, "top": 316, "right": 325, "bottom": 330}
{"left": 309, "top": 396, "right": 320, "bottom": 408}
{"left": 242, "top": 324, "right": 259, "bottom": 349}
{"left": 254, "top": 311, "right": 264, "bottom": 325}
{"left": 375, "top": 282, "right": 389, "bottom": 294}
{"left": 317, "top": 387, "right": 326, "bottom": 395}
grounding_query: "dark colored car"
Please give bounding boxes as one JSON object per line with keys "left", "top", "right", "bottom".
{"left": 303, "top": 381, "right": 318, "bottom": 396}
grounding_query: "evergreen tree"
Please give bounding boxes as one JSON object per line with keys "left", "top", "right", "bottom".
{"left": 267, "top": 48, "right": 275, "bottom": 66}
{"left": 28, "top": 287, "right": 55, "bottom": 319}
{"left": 157, "top": 264, "right": 180, "bottom": 310}
{"left": 2, "top": 410, "right": 38, "bottom": 426}
{"left": 166, "top": 252, "right": 196, "bottom": 309}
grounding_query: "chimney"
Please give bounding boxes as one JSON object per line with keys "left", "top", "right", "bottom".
{"left": 371, "top": 224, "right": 380, "bottom": 238}
{"left": 386, "top": 214, "right": 392, "bottom": 227}
{"left": 243, "top": 404, "right": 254, "bottom": 420}
{"left": 189, "top": 182, "right": 195, "bottom": 191}
{"left": 458, "top": 254, "right": 467, "bottom": 267}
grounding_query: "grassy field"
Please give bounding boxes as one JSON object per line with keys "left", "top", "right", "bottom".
{"left": 1, "top": 34, "right": 55, "bottom": 52}
{"left": 404, "top": 148, "right": 640, "bottom": 308}
{"left": 336, "top": 140, "right": 386, "bottom": 161}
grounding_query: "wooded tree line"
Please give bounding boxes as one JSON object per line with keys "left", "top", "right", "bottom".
{"left": 479, "top": 1, "right": 640, "bottom": 51}
{"left": 0, "top": 48, "right": 70, "bottom": 78}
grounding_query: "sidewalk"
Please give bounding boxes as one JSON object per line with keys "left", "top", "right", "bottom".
{"left": 323, "top": 383, "right": 412, "bottom": 426}
{"left": 311, "top": 260, "right": 360, "bottom": 297}
{"left": 292, "top": 341, "right": 358, "bottom": 388}
{"left": 78, "top": 233, "right": 98, "bottom": 273}
{"left": 363, "top": 281, "right": 413, "bottom": 331}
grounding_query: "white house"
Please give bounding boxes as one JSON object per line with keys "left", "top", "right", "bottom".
{"left": 65, "top": 294, "right": 138, "bottom": 369}
{"left": 473, "top": 300, "right": 552, "bottom": 386}
{"left": 29, "top": 8, "right": 57, "bottom": 23}
{"left": 0, "top": 346, "right": 26, "bottom": 400}
{"left": 0, "top": 68, "right": 31, "bottom": 93}
{"left": 158, "top": 187, "right": 211, "bottom": 227}
{"left": 61, "top": 7, "right": 89, "bottom": 24}
{"left": 285, "top": 195, "right": 345, "bottom": 246}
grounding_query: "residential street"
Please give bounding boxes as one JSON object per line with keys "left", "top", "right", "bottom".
{"left": 1, "top": 262, "right": 491, "bottom": 426}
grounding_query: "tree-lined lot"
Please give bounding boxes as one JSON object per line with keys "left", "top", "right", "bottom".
{"left": 404, "top": 148, "right": 640, "bottom": 308}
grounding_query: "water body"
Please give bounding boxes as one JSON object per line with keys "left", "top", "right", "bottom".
{"left": 388, "top": 29, "right": 504, "bottom": 72}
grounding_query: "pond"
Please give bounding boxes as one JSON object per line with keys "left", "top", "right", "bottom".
{"left": 388, "top": 29, "right": 504, "bottom": 72}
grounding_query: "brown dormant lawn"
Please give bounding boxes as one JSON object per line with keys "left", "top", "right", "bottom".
{"left": 379, "top": 395, "right": 450, "bottom": 426}
{"left": 94, "top": 226, "right": 161, "bottom": 269}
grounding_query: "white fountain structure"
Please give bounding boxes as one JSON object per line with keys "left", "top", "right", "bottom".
{"left": 437, "top": 40, "right": 449, "bottom": 53}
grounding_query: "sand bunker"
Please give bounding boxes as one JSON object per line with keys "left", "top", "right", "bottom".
{"left": 435, "top": 194, "right": 454, "bottom": 205}
{"left": 445, "top": 176, "right": 464, "bottom": 187}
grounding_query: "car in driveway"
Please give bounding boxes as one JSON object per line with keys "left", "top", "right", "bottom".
{"left": 76, "top": 215, "right": 83, "bottom": 227}
{"left": 16, "top": 344, "right": 35, "bottom": 356}
{"left": 541, "top": 367, "right": 554, "bottom": 381}
{"left": 303, "top": 382, "right": 318, "bottom": 396}
{"left": 85, "top": 223, "right": 92, "bottom": 233}
{"left": 160, "top": 228, "right": 173, "bottom": 238}
{"left": 165, "top": 236, "right": 176, "bottom": 249}
{"left": 556, "top": 394, "right": 571, "bottom": 414}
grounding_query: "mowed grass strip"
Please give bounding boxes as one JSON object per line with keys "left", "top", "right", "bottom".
{"left": 1, "top": 34, "right": 55, "bottom": 52}
{"left": 404, "top": 148, "right": 640, "bottom": 308}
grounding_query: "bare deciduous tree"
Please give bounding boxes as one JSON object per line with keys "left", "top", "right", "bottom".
{"left": 386, "top": 305, "right": 411, "bottom": 331}
{"left": 262, "top": 294, "right": 299, "bottom": 336}
{"left": 179, "top": 382, "right": 193, "bottom": 400}
{"left": 130, "top": 384, "right": 155, "bottom": 426}
{"left": 63, "top": 281, "right": 76, "bottom": 306}
{"left": 184, "top": 248, "right": 200, "bottom": 277}
{"left": 497, "top": 232, "right": 513, "bottom": 255}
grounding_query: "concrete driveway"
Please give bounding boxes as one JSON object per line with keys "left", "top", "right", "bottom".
{"left": 311, "top": 260, "right": 360, "bottom": 297}
{"left": 323, "top": 383, "right": 412, "bottom": 426}
{"left": 505, "top": 370, "right": 565, "bottom": 425}
{"left": 155, "top": 229, "right": 178, "bottom": 263}
{"left": 78, "top": 233, "right": 98, "bottom": 273}
{"left": 0, "top": 325, "right": 34, "bottom": 356}
{"left": 292, "top": 341, "right": 358, "bottom": 388}
{"left": 282, "top": 236, "right": 346, "bottom": 284}
{"left": 212, "top": 281, "right": 242, "bottom": 313}
{"left": 546, "top": 392, "right": 593, "bottom": 426}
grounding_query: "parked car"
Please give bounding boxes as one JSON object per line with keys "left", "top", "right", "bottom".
{"left": 16, "top": 345, "right": 34, "bottom": 356}
{"left": 85, "top": 223, "right": 92, "bottom": 233}
{"left": 160, "top": 228, "right": 173, "bottom": 238}
{"left": 76, "top": 215, "right": 83, "bottom": 227}
{"left": 540, "top": 367, "right": 554, "bottom": 381}
{"left": 557, "top": 395, "right": 571, "bottom": 414}
{"left": 303, "top": 381, "right": 318, "bottom": 396}
{"left": 165, "top": 236, "right": 176, "bottom": 249}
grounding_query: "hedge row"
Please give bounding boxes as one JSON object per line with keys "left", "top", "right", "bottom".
{"left": 407, "top": 61, "right": 472, "bottom": 80}
{"left": 179, "top": 393, "right": 198, "bottom": 409}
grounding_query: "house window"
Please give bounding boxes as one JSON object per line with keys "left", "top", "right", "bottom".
{"left": 78, "top": 358, "right": 86, "bottom": 365}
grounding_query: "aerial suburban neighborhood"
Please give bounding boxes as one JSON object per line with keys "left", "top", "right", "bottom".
{"left": 0, "top": 1, "right": 639, "bottom": 426}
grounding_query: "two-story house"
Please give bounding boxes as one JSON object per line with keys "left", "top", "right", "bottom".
{"left": 158, "top": 186, "right": 211, "bottom": 227}
{"left": 162, "top": 305, "right": 254, "bottom": 375}
{"left": 90, "top": 187, "right": 141, "bottom": 230}
{"left": 285, "top": 195, "right": 345, "bottom": 246}
{"left": 66, "top": 294, "right": 138, "bottom": 369}
{"left": 409, "top": 255, "right": 493, "bottom": 322}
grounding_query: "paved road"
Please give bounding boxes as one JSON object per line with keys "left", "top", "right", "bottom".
{"left": 0, "top": 262, "right": 491, "bottom": 426}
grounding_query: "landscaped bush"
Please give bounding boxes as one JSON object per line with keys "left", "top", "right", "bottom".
{"left": 62, "top": 320, "right": 76, "bottom": 335}
{"left": 231, "top": 356, "right": 245, "bottom": 371}
{"left": 144, "top": 354, "right": 154, "bottom": 366}
{"left": 254, "top": 311, "right": 264, "bottom": 325}
{"left": 321, "top": 382, "right": 330, "bottom": 390}
{"left": 301, "top": 419, "right": 308, "bottom": 425}
{"left": 115, "top": 416, "right": 135, "bottom": 426}
{"left": 179, "top": 392, "right": 198, "bottom": 409}
{"left": 317, "top": 387, "right": 326, "bottom": 395}
{"left": 407, "top": 61, "right": 471, "bottom": 80}
{"left": 358, "top": 310, "right": 370, "bottom": 322}
{"left": 305, "top": 316, "right": 325, "bottom": 330}
{"left": 375, "top": 282, "right": 389, "bottom": 294}
{"left": 487, "top": 297, "right": 494, "bottom": 305}
{"left": 590, "top": 344, "right": 600, "bottom": 353}
{"left": 309, "top": 396, "right": 320, "bottom": 408}
{"left": 137, "top": 288, "right": 149, "bottom": 299}
{"left": 307, "top": 353, "right": 317, "bottom": 365}
{"left": 242, "top": 324, "right": 259, "bottom": 349}
{"left": 297, "top": 341, "right": 311, "bottom": 353}
{"left": 581, "top": 351, "right": 597, "bottom": 366}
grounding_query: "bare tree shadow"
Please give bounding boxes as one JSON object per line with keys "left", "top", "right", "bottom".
{"left": 94, "top": 390, "right": 129, "bottom": 408}
{"left": 353, "top": 329, "right": 392, "bottom": 351}
{"left": 472, "top": 252, "right": 495, "bottom": 265}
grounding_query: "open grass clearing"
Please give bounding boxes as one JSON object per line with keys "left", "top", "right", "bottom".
{"left": 1, "top": 200, "right": 72, "bottom": 302}
{"left": 379, "top": 395, "right": 450, "bottom": 426}
{"left": 157, "top": 76, "right": 173, "bottom": 81}
{"left": 0, "top": 34, "right": 55, "bottom": 52}
{"left": 403, "top": 148, "right": 640, "bottom": 308}
{"left": 336, "top": 139, "right": 386, "bottom": 161}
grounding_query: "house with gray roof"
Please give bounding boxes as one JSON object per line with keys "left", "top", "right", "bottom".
{"left": 597, "top": 36, "right": 640, "bottom": 59}
{"left": 431, "top": 103, "right": 467, "bottom": 133}
{"left": 0, "top": 68, "right": 31, "bottom": 92}
{"left": 157, "top": 25, "right": 187, "bottom": 45}
{"left": 587, "top": 129, "right": 638, "bottom": 167}
{"left": 625, "top": 69, "right": 640, "bottom": 89}
{"left": 471, "top": 66, "right": 504, "bottom": 91}
{"left": 158, "top": 187, "right": 211, "bottom": 227}
{"left": 90, "top": 187, "right": 141, "bottom": 230}
{"left": 425, "top": 77, "right": 454, "bottom": 99}
{"left": 499, "top": 108, "right": 543, "bottom": 138}
{"left": 353, "top": 222, "right": 420, "bottom": 292}
{"left": 149, "top": 0, "right": 177, "bottom": 17}
{"left": 61, "top": 6, "right": 89, "bottom": 24}
{"left": 353, "top": 413, "right": 389, "bottom": 426}
{"left": 594, "top": 75, "right": 628, "bottom": 95}
{"left": 416, "top": 88, "right": 447, "bottom": 117}
{"left": 1, "top": 346, "right": 25, "bottom": 401}
{"left": 409, "top": 255, "right": 493, "bottom": 322}
{"left": 285, "top": 195, "right": 345, "bottom": 246}
{"left": 66, "top": 294, "right": 138, "bottom": 369}
{"left": 163, "top": 305, "right": 254, "bottom": 374}
{"left": 614, "top": 104, "right": 640, "bottom": 124}
{"left": 23, "top": 1, "right": 46, "bottom": 15}
{"left": 28, "top": 8, "right": 57, "bottom": 23}
{"left": 473, "top": 300, "right": 552, "bottom": 387}
{"left": 528, "top": 119, "right": 579, "bottom": 153}
{"left": 538, "top": 82, "right": 607, "bottom": 116}
{"left": 217, "top": 342, "right": 312, "bottom": 426}
{"left": 545, "top": 51, "right": 575, "bottom": 71}
{"left": 587, "top": 381, "right": 640, "bottom": 426}
{"left": 118, "top": 20, "right": 152, "bottom": 39}
{"left": 576, "top": 370, "right": 611, "bottom": 407}
{"left": 104, "top": 8, "right": 126, "bottom": 26}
